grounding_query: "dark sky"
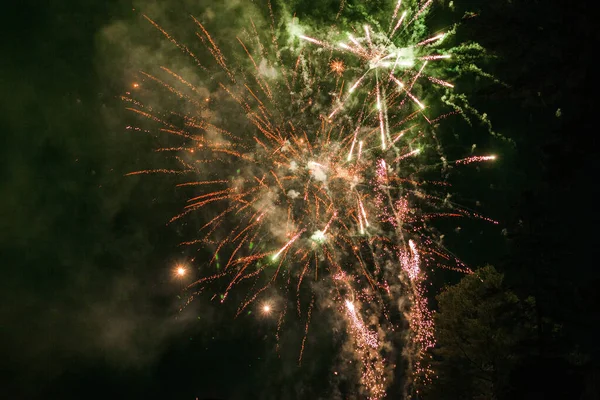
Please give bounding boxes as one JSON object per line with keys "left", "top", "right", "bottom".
{"left": 1, "top": 0, "right": 597, "bottom": 399}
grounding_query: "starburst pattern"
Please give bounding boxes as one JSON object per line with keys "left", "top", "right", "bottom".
{"left": 124, "top": 1, "right": 500, "bottom": 397}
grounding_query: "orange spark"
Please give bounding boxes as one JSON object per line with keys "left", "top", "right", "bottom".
{"left": 329, "top": 59, "right": 345, "bottom": 76}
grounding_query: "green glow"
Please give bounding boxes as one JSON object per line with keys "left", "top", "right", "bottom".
{"left": 310, "top": 230, "right": 326, "bottom": 244}
{"left": 287, "top": 19, "right": 304, "bottom": 39}
{"left": 249, "top": 242, "right": 254, "bottom": 250}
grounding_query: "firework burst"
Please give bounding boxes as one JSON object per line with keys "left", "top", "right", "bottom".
{"left": 330, "top": 59, "right": 346, "bottom": 76}
{"left": 124, "top": 1, "right": 500, "bottom": 397}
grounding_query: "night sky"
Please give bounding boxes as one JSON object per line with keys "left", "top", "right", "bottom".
{"left": 2, "top": 1, "right": 598, "bottom": 399}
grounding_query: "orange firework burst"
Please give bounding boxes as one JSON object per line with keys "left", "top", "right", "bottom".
{"left": 329, "top": 59, "right": 345, "bottom": 76}
{"left": 125, "top": 2, "right": 501, "bottom": 397}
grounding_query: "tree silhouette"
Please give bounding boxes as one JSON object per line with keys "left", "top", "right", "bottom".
{"left": 426, "top": 266, "right": 536, "bottom": 399}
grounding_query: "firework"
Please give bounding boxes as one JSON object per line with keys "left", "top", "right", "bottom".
{"left": 262, "top": 303, "right": 272, "bottom": 314}
{"left": 455, "top": 155, "right": 497, "bottom": 165}
{"left": 299, "top": 2, "right": 449, "bottom": 136}
{"left": 125, "top": 1, "right": 500, "bottom": 397}
{"left": 330, "top": 59, "right": 346, "bottom": 76}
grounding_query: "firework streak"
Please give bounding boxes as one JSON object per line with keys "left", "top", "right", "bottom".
{"left": 124, "top": 1, "right": 499, "bottom": 397}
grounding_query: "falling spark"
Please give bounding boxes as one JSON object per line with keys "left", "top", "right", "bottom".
{"left": 390, "top": 0, "right": 403, "bottom": 30}
{"left": 357, "top": 140, "right": 364, "bottom": 161}
{"left": 391, "top": 11, "right": 407, "bottom": 38}
{"left": 456, "top": 155, "right": 497, "bottom": 165}
{"left": 273, "top": 229, "right": 306, "bottom": 260}
{"left": 299, "top": 35, "right": 323, "bottom": 46}
{"left": 345, "top": 300, "right": 379, "bottom": 348}
{"left": 416, "top": 33, "right": 445, "bottom": 47}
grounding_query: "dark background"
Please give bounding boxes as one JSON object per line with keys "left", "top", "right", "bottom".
{"left": 1, "top": 0, "right": 597, "bottom": 398}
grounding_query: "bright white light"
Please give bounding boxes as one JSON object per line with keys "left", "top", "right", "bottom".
{"left": 307, "top": 161, "right": 327, "bottom": 182}
{"left": 311, "top": 230, "right": 326, "bottom": 243}
{"left": 345, "top": 300, "right": 355, "bottom": 312}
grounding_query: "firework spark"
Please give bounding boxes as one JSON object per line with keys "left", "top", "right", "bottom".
{"left": 455, "top": 155, "right": 497, "bottom": 165}
{"left": 262, "top": 303, "right": 272, "bottom": 314}
{"left": 330, "top": 59, "right": 346, "bottom": 76}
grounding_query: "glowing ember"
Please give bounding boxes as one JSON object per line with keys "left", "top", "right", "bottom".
{"left": 329, "top": 59, "right": 345, "bottom": 76}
